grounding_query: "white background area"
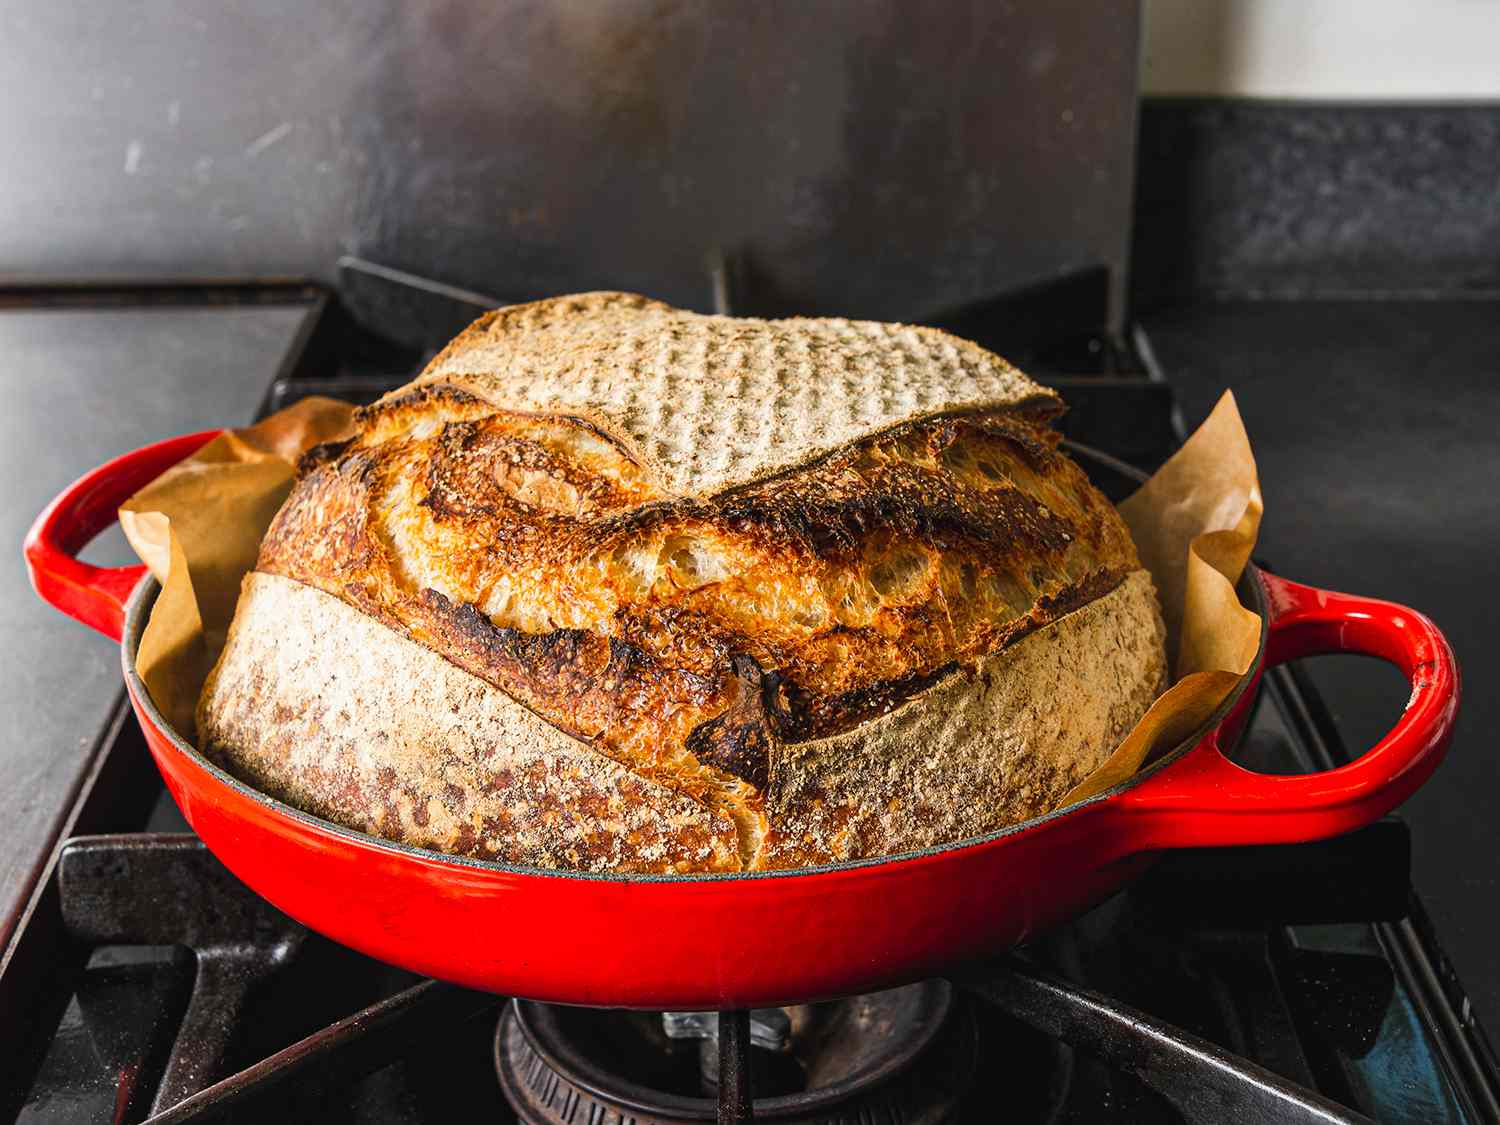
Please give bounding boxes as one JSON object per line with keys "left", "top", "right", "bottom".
{"left": 1144, "top": 0, "right": 1500, "bottom": 99}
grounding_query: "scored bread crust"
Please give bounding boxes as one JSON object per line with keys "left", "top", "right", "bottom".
{"left": 199, "top": 293, "right": 1170, "bottom": 872}
{"left": 759, "top": 571, "right": 1165, "bottom": 867}
{"left": 198, "top": 571, "right": 1163, "bottom": 871}
{"left": 198, "top": 572, "right": 741, "bottom": 874}
{"left": 255, "top": 390, "right": 1141, "bottom": 850}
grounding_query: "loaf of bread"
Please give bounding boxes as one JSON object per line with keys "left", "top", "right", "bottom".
{"left": 198, "top": 293, "right": 1167, "bottom": 873}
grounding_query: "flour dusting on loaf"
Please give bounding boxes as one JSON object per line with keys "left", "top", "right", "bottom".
{"left": 410, "top": 291, "right": 1058, "bottom": 497}
{"left": 199, "top": 572, "right": 740, "bottom": 873}
{"left": 760, "top": 571, "right": 1165, "bottom": 867}
{"left": 199, "top": 294, "right": 1169, "bottom": 872}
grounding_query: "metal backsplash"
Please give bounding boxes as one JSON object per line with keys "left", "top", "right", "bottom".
{"left": 0, "top": 2, "right": 1141, "bottom": 326}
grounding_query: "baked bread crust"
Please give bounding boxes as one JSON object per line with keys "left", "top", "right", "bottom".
{"left": 199, "top": 571, "right": 1163, "bottom": 871}
{"left": 198, "top": 572, "right": 741, "bottom": 874}
{"left": 199, "top": 294, "right": 1169, "bottom": 871}
{"left": 411, "top": 291, "right": 1058, "bottom": 498}
{"left": 759, "top": 571, "right": 1165, "bottom": 867}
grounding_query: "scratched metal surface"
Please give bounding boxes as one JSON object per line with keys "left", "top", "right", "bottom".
{"left": 0, "top": 1, "right": 1141, "bottom": 326}
{"left": 0, "top": 303, "right": 312, "bottom": 950}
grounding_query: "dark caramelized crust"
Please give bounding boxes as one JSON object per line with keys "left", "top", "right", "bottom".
{"left": 255, "top": 383, "right": 1142, "bottom": 851}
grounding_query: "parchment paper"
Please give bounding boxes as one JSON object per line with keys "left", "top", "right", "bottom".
{"left": 120, "top": 396, "right": 354, "bottom": 735}
{"left": 121, "top": 390, "right": 1261, "bottom": 813}
{"left": 1060, "top": 391, "right": 1263, "bottom": 805}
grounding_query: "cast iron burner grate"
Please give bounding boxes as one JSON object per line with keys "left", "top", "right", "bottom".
{"left": 496, "top": 983, "right": 979, "bottom": 1124}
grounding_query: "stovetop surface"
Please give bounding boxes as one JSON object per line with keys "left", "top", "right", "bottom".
{"left": 3, "top": 277, "right": 1497, "bottom": 1123}
{"left": 0, "top": 296, "right": 317, "bottom": 948}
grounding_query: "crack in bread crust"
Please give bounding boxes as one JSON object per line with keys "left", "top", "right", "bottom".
{"left": 254, "top": 387, "right": 1144, "bottom": 859}
{"left": 197, "top": 570, "right": 1166, "bottom": 872}
{"left": 758, "top": 571, "right": 1167, "bottom": 868}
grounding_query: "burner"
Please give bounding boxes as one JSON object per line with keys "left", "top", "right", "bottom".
{"left": 495, "top": 980, "right": 977, "bottom": 1124}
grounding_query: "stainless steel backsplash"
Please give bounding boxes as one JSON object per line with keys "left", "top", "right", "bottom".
{"left": 0, "top": 1, "right": 1141, "bottom": 324}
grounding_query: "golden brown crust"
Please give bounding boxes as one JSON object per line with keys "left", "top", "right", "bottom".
{"left": 198, "top": 573, "right": 741, "bottom": 873}
{"left": 756, "top": 571, "right": 1167, "bottom": 869}
{"left": 202, "top": 296, "right": 1168, "bottom": 873}
{"left": 256, "top": 386, "right": 1140, "bottom": 828}
{"left": 198, "top": 570, "right": 1165, "bottom": 873}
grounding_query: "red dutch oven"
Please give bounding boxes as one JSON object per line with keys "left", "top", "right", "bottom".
{"left": 25, "top": 430, "right": 1460, "bottom": 1011}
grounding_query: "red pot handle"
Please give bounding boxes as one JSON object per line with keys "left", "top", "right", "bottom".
{"left": 1119, "top": 570, "right": 1459, "bottom": 848}
{"left": 24, "top": 431, "right": 223, "bottom": 643}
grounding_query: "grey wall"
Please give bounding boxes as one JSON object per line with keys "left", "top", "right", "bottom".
{"left": 0, "top": 1, "right": 1141, "bottom": 323}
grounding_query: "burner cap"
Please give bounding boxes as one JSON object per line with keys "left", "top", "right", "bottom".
{"left": 496, "top": 981, "right": 977, "bottom": 1124}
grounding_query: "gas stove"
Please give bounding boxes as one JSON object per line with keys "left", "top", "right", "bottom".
{"left": 2, "top": 269, "right": 1495, "bottom": 1124}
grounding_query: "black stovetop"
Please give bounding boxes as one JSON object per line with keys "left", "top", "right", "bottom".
{"left": 2, "top": 272, "right": 1496, "bottom": 1124}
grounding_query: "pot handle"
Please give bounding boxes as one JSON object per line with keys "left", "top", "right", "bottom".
{"left": 24, "top": 431, "right": 223, "bottom": 643}
{"left": 1119, "top": 570, "right": 1459, "bottom": 848}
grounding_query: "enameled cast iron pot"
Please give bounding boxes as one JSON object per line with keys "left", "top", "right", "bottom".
{"left": 25, "top": 430, "right": 1460, "bottom": 1010}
